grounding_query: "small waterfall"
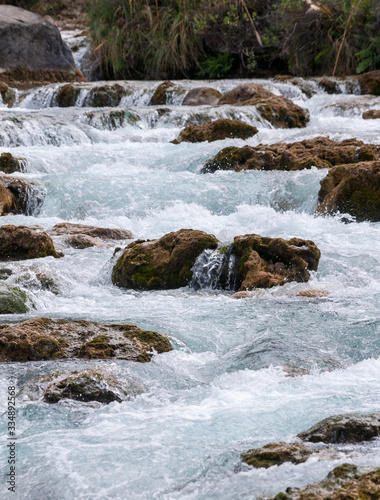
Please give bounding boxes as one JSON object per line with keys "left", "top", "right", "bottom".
{"left": 191, "top": 248, "right": 237, "bottom": 291}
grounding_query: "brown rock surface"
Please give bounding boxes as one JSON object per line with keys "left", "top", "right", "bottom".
{"left": 150, "top": 81, "right": 175, "bottom": 105}
{"left": 202, "top": 137, "right": 380, "bottom": 173}
{"left": 363, "top": 109, "right": 380, "bottom": 119}
{"left": 241, "top": 442, "right": 313, "bottom": 469}
{"left": 0, "top": 225, "right": 61, "bottom": 260}
{"left": 172, "top": 119, "right": 258, "bottom": 144}
{"left": 0, "top": 317, "right": 172, "bottom": 362}
{"left": 49, "top": 222, "right": 133, "bottom": 240}
{"left": 0, "top": 175, "right": 45, "bottom": 216}
{"left": 182, "top": 87, "right": 222, "bottom": 105}
{"left": 357, "top": 70, "right": 380, "bottom": 95}
{"left": 317, "top": 161, "right": 380, "bottom": 222}
{"left": 112, "top": 229, "right": 219, "bottom": 290}
{"left": 218, "top": 83, "right": 273, "bottom": 104}
{"left": 0, "top": 153, "right": 26, "bottom": 174}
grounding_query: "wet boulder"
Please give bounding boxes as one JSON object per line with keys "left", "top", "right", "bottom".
{"left": 55, "top": 83, "right": 81, "bottom": 107}
{"left": 182, "top": 87, "right": 222, "bottom": 105}
{"left": 228, "top": 234, "right": 321, "bottom": 290}
{"left": 0, "top": 153, "right": 26, "bottom": 174}
{"left": 43, "top": 369, "right": 143, "bottom": 404}
{"left": 0, "top": 5, "right": 75, "bottom": 72}
{"left": 112, "top": 229, "right": 219, "bottom": 290}
{"left": 0, "top": 175, "right": 45, "bottom": 216}
{"left": 0, "top": 284, "right": 29, "bottom": 314}
{"left": 0, "top": 318, "right": 172, "bottom": 362}
{"left": 297, "top": 412, "right": 380, "bottom": 443}
{"left": 202, "top": 137, "right": 380, "bottom": 173}
{"left": 0, "top": 82, "right": 16, "bottom": 107}
{"left": 0, "top": 225, "right": 62, "bottom": 261}
{"left": 357, "top": 70, "right": 380, "bottom": 95}
{"left": 172, "top": 119, "right": 258, "bottom": 144}
{"left": 150, "top": 81, "right": 175, "bottom": 105}
{"left": 363, "top": 110, "right": 380, "bottom": 119}
{"left": 49, "top": 222, "right": 133, "bottom": 240}
{"left": 83, "top": 84, "right": 125, "bottom": 107}
{"left": 218, "top": 83, "right": 273, "bottom": 104}
{"left": 241, "top": 442, "right": 313, "bottom": 468}
{"left": 64, "top": 234, "right": 110, "bottom": 249}
{"left": 316, "top": 161, "right": 380, "bottom": 222}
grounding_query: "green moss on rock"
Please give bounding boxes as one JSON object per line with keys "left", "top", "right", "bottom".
{"left": 0, "top": 285, "right": 29, "bottom": 314}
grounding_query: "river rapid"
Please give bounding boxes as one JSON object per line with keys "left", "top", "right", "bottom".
{"left": 0, "top": 78, "right": 380, "bottom": 499}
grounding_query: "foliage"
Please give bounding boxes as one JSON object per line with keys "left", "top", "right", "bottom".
{"left": 197, "top": 53, "right": 235, "bottom": 79}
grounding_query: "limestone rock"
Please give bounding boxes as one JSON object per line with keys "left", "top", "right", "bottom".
{"left": 0, "top": 5, "right": 75, "bottom": 72}
{"left": 55, "top": 83, "right": 81, "bottom": 107}
{"left": 182, "top": 87, "right": 222, "bottom": 105}
{"left": 357, "top": 70, "right": 380, "bottom": 95}
{"left": 83, "top": 84, "right": 125, "bottom": 107}
{"left": 172, "top": 119, "right": 258, "bottom": 144}
{"left": 0, "top": 225, "right": 61, "bottom": 261}
{"left": 218, "top": 83, "right": 273, "bottom": 105}
{"left": 297, "top": 412, "right": 380, "bottom": 443}
{"left": 0, "top": 82, "right": 16, "bottom": 107}
{"left": 0, "top": 285, "right": 29, "bottom": 314}
{"left": 64, "top": 234, "right": 110, "bottom": 249}
{"left": 49, "top": 222, "right": 133, "bottom": 240}
{"left": 316, "top": 161, "right": 380, "bottom": 222}
{"left": 0, "top": 175, "right": 45, "bottom": 216}
{"left": 0, "top": 318, "right": 172, "bottom": 362}
{"left": 150, "top": 81, "right": 175, "bottom": 105}
{"left": 202, "top": 137, "right": 380, "bottom": 173}
{"left": 241, "top": 442, "right": 313, "bottom": 469}
{"left": 112, "top": 229, "right": 219, "bottom": 290}
{"left": 0, "top": 153, "right": 26, "bottom": 174}
{"left": 363, "top": 109, "right": 380, "bottom": 119}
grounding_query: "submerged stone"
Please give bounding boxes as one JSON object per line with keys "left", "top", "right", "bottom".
{"left": 297, "top": 412, "right": 380, "bottom": 443}
{"left": 0, "top": 318, "right": 172, "bottom": 362}
{"left": 316, "top": 161, "right": 380, "bottom": 222}
{"left": 172, "top": 119, "right": 258, "bottom": 144}
{"left": 0, "top": 225, "right": 62, "bottom": 260}
{"left": 112, "top": 229, "right": 219, "bottom": 290}
{"left": 202, "top": 137, "right": 380, "bottom": 173}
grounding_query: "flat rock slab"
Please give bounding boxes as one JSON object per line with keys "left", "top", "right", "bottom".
{"left": 0, "top": 225, "right": 61, "bottom": 261}
{"left": 297, "top": 412, "right": 380, "bottom": 443}
{"left": 0, "top": 5, "right": 75, "bottom": 72}
{"left": 49, "top": 222, "right": 133, "bottom": 240}
{"left": 0, "top": 318, "right": 172, "bottom": 362}
{"left": 202, "top": 137, "right": 380, "bottom": 173}
{"left": 241, "top": 442, "right": 314, "bottom": 468}
{"left": 317, "top": 161, "right": 380, "bottom": 222}
{"left": 172, "top": 119, "right": 258, "bottom": 144}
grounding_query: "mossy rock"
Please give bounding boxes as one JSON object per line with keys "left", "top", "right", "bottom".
{"left": 0, "top": 285, "right": 29, "bottom": 314}
{"left": 150, "top": 81, "right": 175, "bottom": 105}
{"left": 55, "top": 83, "right": 81, "bottom": 107}
{"left": 172, "top": 119, "right": 258, "bottom": 144}
{"left": 112, "top": 229, "right": 219, "bottom": 290}
{"left": 0, "top": 153, "right": 26, "bottom": 174}
{"left": 241, "top": 442, "right": 313, "bottom": 468}
{"left": 84, "top": 84, "right": 125, "bottom": 107}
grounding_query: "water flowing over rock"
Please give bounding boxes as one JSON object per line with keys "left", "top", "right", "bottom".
{"left": 0, "top": 5, "right": 79, "bottom": 85}
{"left": 241, "top": 442, "right": 314, "bottom": 468}
{"left": 0, "top": 82, "right": 16, "bottom": 107}
{"left": 317, "top": 161, "right": 380, "bottom": 222}
{"left": 150, "top": 81, "right": 175, "bottom": 105}
{"left": 0, "top": 176, "right": 45, "bottom": 216}
{"left": 0, "top": 225, "right": 61, "bottom": 261}
{"left": 172, "top": 119, "right": 258, "bottom": 144}
{"left": 202, "top": 137, "right": 380, "bottom": 173}
{"left": 363, "top": 110, "right": 380, "bottom": 120}
{"left": 297, "top": 412, "right": 380, "bottom": 443}
{"left": 112, "top": 229, "right": 219, "bottom": 290}
{"left": 0, "top": 318, "right": 172, "bottom": 362}
{"left": 182, "top": 87, "right": 222, "bottom": 105}
{"left": 0, "top": 153, "right": 26, "bottom": 174}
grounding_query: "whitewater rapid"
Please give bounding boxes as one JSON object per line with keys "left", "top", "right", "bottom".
{"left": 0, "top": 78, "right": 379, "bottom": 499}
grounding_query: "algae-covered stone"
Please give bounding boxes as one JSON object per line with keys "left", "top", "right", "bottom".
{"left": 0, "top": 285, "right": 29, "bottom": 314}
{"left": 202, "top": 137, "right": 380, "bottom": 173}
{"left": 112, "top": 229, "right": 219, "bottom": 290}
{"left": 0, "top": 153, "right": 26, "bottom": 174}
{"left": 229, "top": 234, "right": 321, "bottom": 290}
{"left": 297, "top": 412, "right": 380, "bottom": 443}
{"left": 150, "top": 81, "right": 175, "bottom": 105}
{"left": 316, "top": 161, "right": 380, "bottom": 222}
{"left": 241, "top": 442, "right": 313, "bottom": 469}
{"left": 172, "top": 119, "right": 258, "bottom": 144}
{"left": 182, "top": 87, "right": 222, "bottom": 105}
{"left": 0, "top": 225, "right": 62, "bottom": 260}
{"left": 0, "top": 318, "right": 172, "bottom": 362}
{"left": 43, "top": 369, "right": 141, "bottom": 404}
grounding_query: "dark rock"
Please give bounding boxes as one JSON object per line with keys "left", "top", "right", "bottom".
{"left": 0, "top": 5, "right": 75, "bottom": 72}
{"left": 55, "top": 83, "right": 81, "bottom": 107}
{"left": 297, "top": 412, "right": 380, "bottom": 443}
{"left": 0, "top": 318, "right": 172, "bottom": 362}
{"left": 202, "top": 137, "right": 380, "bottom": 173}
{"left": 0, "top": 268, "right": 12, "bottom": 280}
{"left": 228, "top": 234, "right": 321, "bottom": 290}
{"left": 241, "top": 442, "right": 313, "bottom": 468}
{"left": 218, "top": 83, "right": 273, "bottom": 104}
{"left": 274, "top": 464, "right": 380, "bottom": 499}
{"left": 0, "top": 225, "right": 62, "bottom": 261}
{"left": 0, "top": 82, "right": 16, "bottom": 107}
{"left": 150, "top": 81, "right": 175, "bottom": 105}
{"left": 49, "top": 222, "right": 133, "bottom": 240}
{"left": 182, "top": 87, "right": 222, "bottom": 105}
{"left": 112, "top": 229, "right": 219, "bottom": 290}
{"left": 0, "top": 153, "right": 26, "bottom": 174}
{"left": 43, "top": 369, "right": 140, "bottom": 404}
{"left": 363, "top": 110, "right": 380, "bottom": 119}
{"left": 0, "top": 175, "right": 45, "bottom": 216}
{"left": 83, "top": 84, "right": 125, "bottom": 107}
{"left": 317, "top": 161, "right": 380, "bottom": 222}
{"left": 0, "top": 285, "right": 29, "bottom": 314}
{"left": 318, "top": 77, "right": 341, "bottom": 94}
{"left": 357, "top": 70, "right": 380, "bottom": 95}
{"left": 172, "top": 119, "right": 258, "bottom": 144}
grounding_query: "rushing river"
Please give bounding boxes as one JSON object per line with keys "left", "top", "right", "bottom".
{"left": 0, "top": 78, "right": 380, "bottom": 499}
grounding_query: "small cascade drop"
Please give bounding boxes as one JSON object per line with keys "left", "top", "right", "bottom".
{"left": 191, "top": 248, "right": 237, "bottom": 291}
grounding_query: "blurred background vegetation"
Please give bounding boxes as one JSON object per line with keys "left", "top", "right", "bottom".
{"left": 2, "top": 0, "right": 379, "bottom": 79}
